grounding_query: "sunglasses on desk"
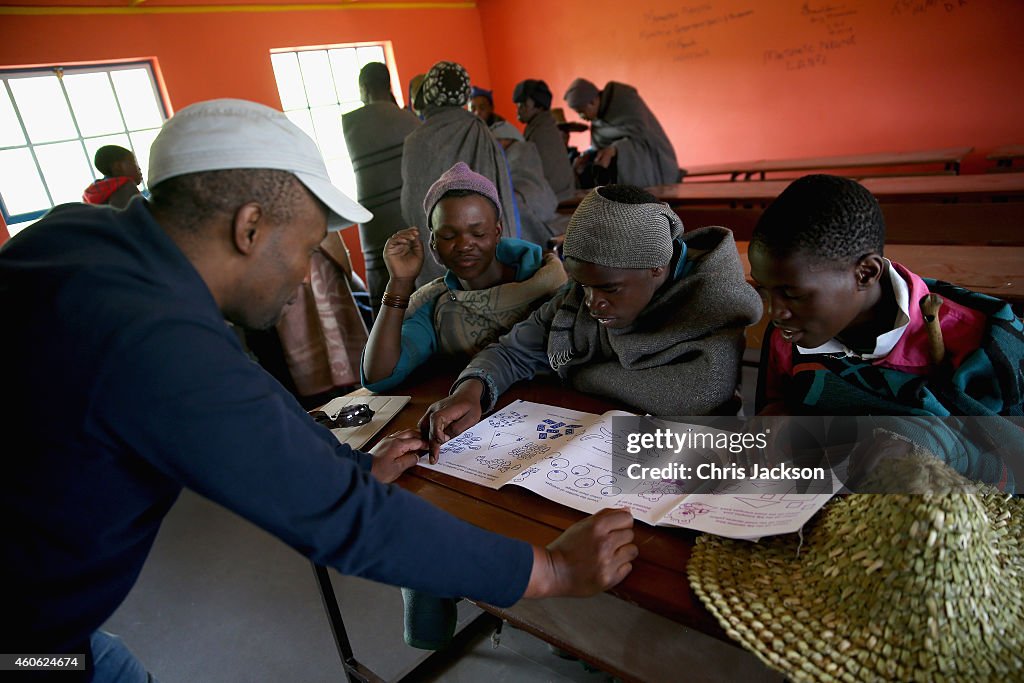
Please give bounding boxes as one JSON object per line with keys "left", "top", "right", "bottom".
{"left": 309, "top": 403, "right": 375, "bottom": 429}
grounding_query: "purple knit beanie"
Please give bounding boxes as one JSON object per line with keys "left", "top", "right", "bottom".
{"left": 422, "top": 162, "right": 502, "bottom": 228}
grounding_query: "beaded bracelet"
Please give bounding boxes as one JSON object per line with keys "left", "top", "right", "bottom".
{"left": 381, "top": 292, "right": 410, "bottom": 310}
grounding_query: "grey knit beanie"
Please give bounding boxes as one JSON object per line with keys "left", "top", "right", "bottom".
{"left": 563, "top": 188, "right": 684, "bottom": 269}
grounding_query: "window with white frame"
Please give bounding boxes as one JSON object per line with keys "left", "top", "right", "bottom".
{"left": 0, "top": 61, "right": 167, "bottom": 236}
{"left": 270, "top": 43, "right": 394, "bottom": 200}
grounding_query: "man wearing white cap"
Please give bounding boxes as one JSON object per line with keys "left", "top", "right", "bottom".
{"left": 0, "top": 99, "right": 635, "bottom": 681}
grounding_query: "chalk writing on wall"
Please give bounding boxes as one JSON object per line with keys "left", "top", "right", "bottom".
{"left": 763, "top": 2, "right": 859, "bottom": 71}
{"left": 891, "top": 0, "right": 968, "bottom": 17}
{"left": 640, "top": 3, "right": 755, "bottom": 63}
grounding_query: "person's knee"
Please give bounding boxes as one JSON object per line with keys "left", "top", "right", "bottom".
{"left": 90, "top": 631, "right": 152, "bottom": 683}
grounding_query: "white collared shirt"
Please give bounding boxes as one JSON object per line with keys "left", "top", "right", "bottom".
{"left": 796, "top": 259, "right": 910, "bottom": 360}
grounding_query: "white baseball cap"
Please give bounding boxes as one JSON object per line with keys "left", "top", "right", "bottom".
{"left": 148, "top": 98, "right": 372, "bottom": 230}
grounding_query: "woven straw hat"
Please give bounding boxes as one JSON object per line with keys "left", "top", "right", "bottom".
{"left": 688, "top": 453, "right": 1024, "bottom": 682}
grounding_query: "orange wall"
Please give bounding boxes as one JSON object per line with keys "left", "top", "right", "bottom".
{"left": 0, "top": 5, "right": 493, "bottom": 256}
{"left": 477, "top": 0, "right": 1024, "bottom": 175}
{"left": 3, "top": 1, "right": 1022, "bottom": 249}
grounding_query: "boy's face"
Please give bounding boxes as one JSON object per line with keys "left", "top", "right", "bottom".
{"left": 470, "top": 96, "right": 494, "bottom": 121}
{"left": 516, "top": 97, "right": 540, "bottom": 123}
{"left": 565, "top": 258, "right": 667, "bottom": 329}
{"left": 573, "top": 96, "right": 600, "bottom": 122}
{"left": 113, "top": 154, "right": 143, "bottom": 185}
{"left": 748, "top": 243, "right": 880, "bottom": 349}
{"left": 430, "top": 195, "right": 502, "bottom": 282}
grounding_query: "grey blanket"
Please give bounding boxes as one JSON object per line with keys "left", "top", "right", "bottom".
{"left": 523, "top": 110, "right": 576, "bottom": 202}
{"left": 590, "top": 81, "right": 679, "bottom": 187}
{"left": 548, "top": 226, "right": 762, "bottom": 415}
{"left": 401, "top": 106, "right": 518, "bottom": 286}
{"left": 505, "top": 139, "right": 559, "bottom": 245}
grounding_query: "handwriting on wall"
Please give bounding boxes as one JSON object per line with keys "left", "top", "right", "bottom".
{"left": 640, "top": 3, "right": 754, "bottom": 62}
{"left": 891, "top": 0, "right": 967, "bottom": 16}
{"left": 763, "top": 2, "right": 859, "bottom": 71}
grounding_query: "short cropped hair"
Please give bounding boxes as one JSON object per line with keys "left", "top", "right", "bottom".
{"left": 148, "top": 168, "right": 306, "bottom": 233}
{"left": 94, "top": 145, "right": 133, "bottom": 177}
{"left": 358, "top": 62, "right": 392, "bottom": 93}
{"left": 752, "top": 174, "right": 885, "bottom": 265}
{"left": 595, "top": 184, "right": 658, "bottom": 205}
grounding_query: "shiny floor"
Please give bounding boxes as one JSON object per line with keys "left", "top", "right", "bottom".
{"left": 103, "top": 366, "right": 776, "bottom": 682}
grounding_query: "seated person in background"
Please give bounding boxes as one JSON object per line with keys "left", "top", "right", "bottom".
{"left": 420, "top": 185, "right": 763, "bottom": 460}
{"left": 489, "top": 120, "right": 563, "bottom": 246}
{"left": 752, "top": 174, "right": 1022, "bottom": 489}
{"left": 406, "top": 73, "right": 426, "bottom": 119}
{"left": 563, "top": 78, "right": 679, "bottom": 189}
{"left": 82, "top": 145, "right": 143, "bottom": 209}
{"left": 362, "top": 161, "right": 567, "bottom": 393}
{"left": 469, "top": 85, "right": 503, "bottom": 126}
{"left": 513, "top": 79, "right": 576, "bottom": 202}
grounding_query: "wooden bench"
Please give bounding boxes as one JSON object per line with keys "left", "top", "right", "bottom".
{"left": 678, "top": 146, "right": 973, "bottom": 181}
{"left": 558, "top": 174, "right": 1024, "bottom": 245}
{"left": 988, "top": 144, "right": 1024, "bottom": 170}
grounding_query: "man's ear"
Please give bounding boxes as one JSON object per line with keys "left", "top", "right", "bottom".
{"left": 854, "top": 253, "right": 885, "bottom": 289}
{"left": 231, "top": 202, "right": 265, "bottom": 256}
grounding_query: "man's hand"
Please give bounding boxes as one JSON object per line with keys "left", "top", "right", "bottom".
{"left": 383, "top": 227, "right": 425, "bottom": 283}
{"left": 593, "top": 146, "right": 617, "bottom": 168}
{"left": 524, "top": 508, "right": 637, "bottom": 599}
{"left": 417, "top": 380, "right": 485, "bottom": 464}
{"left": 369, "top": 429, "right": 426, "bottom": 483}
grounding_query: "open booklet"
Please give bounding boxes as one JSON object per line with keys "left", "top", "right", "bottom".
{"left": 418, "top": 400, "right": 836, "bottom": 541}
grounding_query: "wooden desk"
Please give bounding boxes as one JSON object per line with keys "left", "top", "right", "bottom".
{"left": 861, "top": 172, "right": 1024, "bottom": 200}
{"left": 356, "top": 365, "right": 729, "bottom": 643}
{"left": 736, "top": 241, "right": 1024, "bottom": 308}
{"left": 988, "top": 144, "right": 1024, "bottom": 169}
{"left": 559, "top": 172, "right": 1024, "bottom": 211}
{"left": 682, "top": 159, "right": 766, "bottom": 181}
{"left": 676, "top": 147, "right": 972, "bottom": 182}
{"left": 558, "top": 175, "right": 1024, "bottom": 245}
{"left": 739, "top": 146, "right": 972, "bottom": 180}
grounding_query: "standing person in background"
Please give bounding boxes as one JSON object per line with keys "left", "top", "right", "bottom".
{"left": 406, "top": 73, "right": 425, "bottom": 120}
{"left": 342, "top": 62, "right": 422, "bottom": 313}
{"left": 489, "top": 120, "right": 563, "bottom": 245}
{"left": 563, "top": 78, "right": 679, "bottom": 188}
{"left": 513, "top": 79, "right": 576, "bottom": 202}
{"left": 469, "top": 85, "right": 503, "bottom": 126}
{"left": 82, "top": 145, "right": 143, "bottom": 209}
{"left": 401, "top": 61, "right": 519, "bottom": 286}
